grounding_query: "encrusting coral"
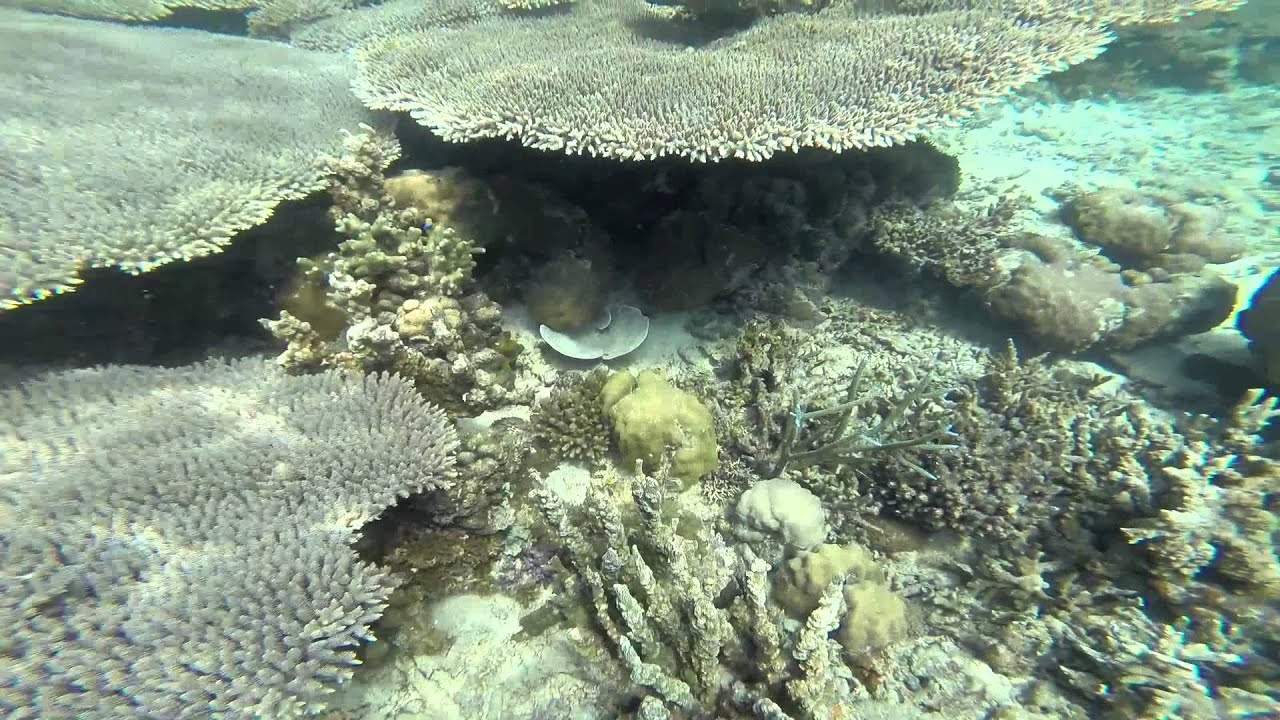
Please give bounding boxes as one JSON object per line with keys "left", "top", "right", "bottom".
{"left": 871, "top": 190, "right": 1239, "bottom": 353}
{"left": 262, "top": 127, "right": 525, "bottom": 413}
{"left": 0, "top": 357, "right": 457, "bottom": 719}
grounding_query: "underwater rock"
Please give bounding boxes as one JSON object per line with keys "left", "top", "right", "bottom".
{"left": 637, "top": 210, "right": 765, "bottom": 311}
{"left": 1067, "top": 188, "right": 1174, "bottom": 264}
{"left": 987, "top": 254, "right": 1236, "bottom": 353}
{"left": 1066, "top": 188, "right": 1245, "bottom": 267}
{"left": 525, "top": 254, "right": 607, "bottom": 332}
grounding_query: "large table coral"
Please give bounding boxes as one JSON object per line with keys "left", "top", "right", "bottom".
{"left": 0, "top": 358, "right": 457, "bottom": 719}
{"left": 350, "top": 0, "right": 1240, "bottom": 162}
{"left": 0, "top": 8, "right": 379, "bottom": 310}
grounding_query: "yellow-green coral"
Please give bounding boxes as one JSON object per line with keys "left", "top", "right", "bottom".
{"left": 604, "top": 370, "right": 719, "bottom": 488}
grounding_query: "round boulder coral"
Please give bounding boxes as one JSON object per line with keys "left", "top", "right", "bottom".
{"left": 732, "top": 478, "right": 827, "bottom": 554}
{"left": 604, "top": 370, "right": 719, "bottom": 488}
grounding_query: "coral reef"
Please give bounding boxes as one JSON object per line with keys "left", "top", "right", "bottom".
{"left": 0, "top": 6, "right": 1273, "bottom": 720}
{"left": 987, "top": 251, "right": 1237, "bottom": 352}
{"left": 263, "top": 127, "right": 526, "bottom": 413}
{"left": 3, "top": 0, "right": 251, "bottom": 22}
{"left": 0, "top": 357, "right": 457, "bottom": 719}
{"left": 636, "top": 209, "right": 768, "bottom": 311}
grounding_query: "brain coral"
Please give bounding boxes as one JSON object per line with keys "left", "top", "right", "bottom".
{"left": 351, "top": 0, "right": 1239, "bottom": 162}
{"left": 0, "top": 8, "right": 380, "bottom": 310}
{"left": 0, "top": 357, "right": 457, "bottom": 719}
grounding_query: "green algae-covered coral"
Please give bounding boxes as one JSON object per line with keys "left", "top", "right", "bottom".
{"left": 603, "top": 370, "right": 718, "bottom": 488}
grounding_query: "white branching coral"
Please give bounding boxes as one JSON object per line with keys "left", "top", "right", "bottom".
{"left": 0, "top": 357, "right": 457, "bottom": 719}
{"left": 534, "top": 465, "right": 861, "bottom": 718}
{"left": 350, "top": 0, "right": 1239, "bottom": 162}
{"left": 0, "top": 9, "right": 379, "bottom": 310}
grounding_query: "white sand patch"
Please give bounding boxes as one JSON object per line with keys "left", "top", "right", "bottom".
{"left": 935, "top": 84, "right": 1278, "bottom": 257}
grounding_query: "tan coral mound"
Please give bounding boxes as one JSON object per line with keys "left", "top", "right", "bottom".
{"left": 0, "top": 9, "right": 378, "bottom": 310}
{"left": 351, "top": 0, "right": 1238, "bottom": 162}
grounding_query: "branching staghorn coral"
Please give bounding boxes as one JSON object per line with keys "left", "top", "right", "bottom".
{"left": 534, "top": 463, "right": 858, "bottom": 718}
{"left": 531, "top": 368, "right": 616, "bottom": 465}
{"left": 263, "top": 126, "right": 525, "bottom": 413}
{"left": 863, "top": 342, "right": 1155, "bottom": 540}
{"left": 920, "top": 383, "right": 1279, "bottom": 717}
{"left": 0, "top": 357, "right": 457, "bottom": 719}
{"left": 350, "top": 0, "right": 1240, "bottom": 162}
{"left": 0, "top": 8, "right": 379, "bottom": 310}
{"left": 767, "top": 357, "right": 957, "bottom": 479}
